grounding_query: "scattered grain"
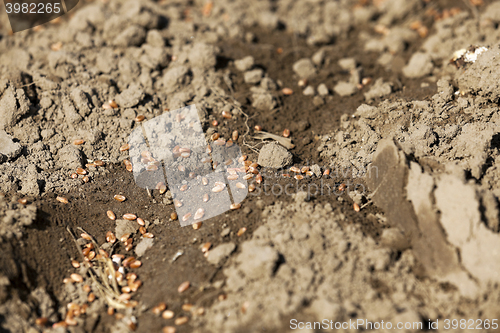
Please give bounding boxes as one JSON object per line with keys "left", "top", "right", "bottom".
{"left": 123, "top": 213, "right": 137, "bottom": 221}
{"left": 353, "top": 203, "right": 360, "bottom": 212}
{"left": 237, "top": 227, "right": 247, "bottom": 236}
{"left": 182, "top": 213, "right": 192, "bottom": 222}
{"left": 254, "top": 125, "right": 262, "bottom": 131}
{"left": 114, "top": 195, "right": 126, "bottom": 202}
{"left": 107, "top": 210, "right": 116, "bottom": 220}
{"left": 70, "top": 273, "right": 83, "bottom": 283}
{"left": 282, "top": 128, "right": 290, "bottom": 138}
{"left": 73, "top": 139, "right": 85, "bottom": 145}
{"left": 232, "top": 130, "right": 239, "bottom": 141}
{"left": 230, "top": 203, "right": 241, "bottom": 210}
{"left": 120, "top": 143, "right": 131, "bottom": 152}
{"left": 162, "top": 310, "right": 175, "bottom": 319}
{"left": 175, "top": 316, "right": 189, "bottom": 325}
{"left": 178, "top": 281, "right": 190, "bottom": 293}
{"left": 282, "top": 88, "right": 293, "bottom": 95}
{"left": 57, "top": 196, "right": 69, "bottom": 204}
{"left": 171, "top": 212, "right": 178, "bottom": 220}
{"left": 192, "top": 222, "right": 202, "bottom": 230}
{"left": 135, "top": 115, "right": 145, "bottom": 122}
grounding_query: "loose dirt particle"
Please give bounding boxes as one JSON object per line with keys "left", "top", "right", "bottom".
{"left": 162, "top": 310, "right": 175, "bottom": 319}
{"left": 192, "top": 222, "right": 202, "bottom": 230}
{"left": 57, "top": 196, "right": 69, "bottom": 204}
{"left": 178, "top": 281, "right": 190, "bottom": 293}
{"left": 175, "top": 316, "right": 189, "bottom": 325}
{"left": 73, "top": 139, "right": 85, "bottom": 145}
{"left": 114, "top": 195, "right": 126, "bottom": 202}
{"left": 237, "top": 227, "right": 247, "bottom": 236}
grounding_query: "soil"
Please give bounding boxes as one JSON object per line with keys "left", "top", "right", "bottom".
{"left": 1, "top": 0, "right": 500, "bottom": 332}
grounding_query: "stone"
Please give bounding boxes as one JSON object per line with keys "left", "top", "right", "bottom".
{"left": 244, "top": 69, "right": 264, "bottom": 84}
{"left": 317, "top": 83, "right": 329, "bottom": 96}
{"left": 292, "top": 58, "right": 316, "bottom": 79}
{"left": 303, "top": 86, "right": 315, "bottom": 96}
{"left": 402, "top": 52, "right": 433, "bottom": 78}
{"left": 258, "top": 143, "right": 293, "bottom": 168}
{"left": 0, "top": 130, "right": 22, "bottom": 163}
{"left": 333, "top": 81, "right": 357, "bottom": 96}
{"left": 338, "top": 58, "right": 357, "bottom": 71}
{"left": 234, "top": 56, "right": 254, "bottom": 72}
{"left": 207, "top": 242, "right": 236, "bottom": 265}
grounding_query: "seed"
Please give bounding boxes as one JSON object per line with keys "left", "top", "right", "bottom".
{"left": 146, "top": 164, "right": 158, "bottom": 171}
{"left": 107, "top": 210, "right": 116, "bottom": 220}
{"left": 206, "top": 145, "right": 212, "bottom": 153}
{"left": 71, "top": 260, "right": 80, "bottom": 268}
{"left": 254, "top": 125, "right": 262, "bottom": 131}
{"left": 88, "top": 293, "right": 95, "bottom": 303}
{"left": 236, "top": 182, "right": 246, "bottom": 189}
{"left": 135, "top": 115, "right": 145, "bottom": 122}
{"left": 126, "top": 164, "right": 133, "bottom": 172}
{"left": 174, "top": 200, "right": 183, "bottom": 208}
{"left": 243, "top": 174, "right": 253, "bottom": 180}
{"left": 182, "top": 213, "right": 192, "bottom": 222}
{"left": 73, "top": 139, "right": 85, "bottom": 145}
{"left": 180, "top": 152, "right": 190, "bottom": 158}
{"left": 104, "top": 231, "right": 115, "bottom": 244}
{"left": 338, "top": 183, "right": 346, "bottom": 191}
{"left": 83, "top": 176, "right": 90, "bottom": 183}
{"left": 65, "top": 317, "right": 77, "bottom": 326}
{"left": 63, "top": 278, "right": 72, "bottom": 284}
{"left": 282, "top": 129, "right": 290, "bottom": 138}
{"left": 175, "top": 316, "right": 189, "bottom": 326}
{"left": 107, "top": 307, "right": 115, "bottom": 316}
{"left": 227, "top": 174, "right": 238, "bottom": 180}
{"left": 231, "top": 130, "right": 239, "bottom": 141}
{"left": 201, "top": 242, "right": 211, "bottom": 253}
{"left": 123, "top": 213, "right": 137, "bottom": 220}
{"left": 76, "top": 168, "right": 86, "bottom": 175}
{"left": 195, "top": 307, "right": 205, "bottom": 316}
{"left": 282, "top": 87, "right": 293, "bottom": 95}
{"left": 70, "top": 173, "right": 78, "bottom": 179}
{"left": 17, "top": 198, "right": 28, "bottom": 205}
{"left": 298, "top": 79, "right": 308, "bottom": 87}
{"left": 290, "top": 166, "right": 300, "bottom": 173}
{"left": 306, "top": 171, "right": 314, "bottom": 177}
{"left": 212, "top": 184, "right": 225, "bottom": 193}
{"left": 36, "top": 317, "right": 49, "bottom": 326}
{"left": 70, "top": 273, "right": 83, "bottom": 283}
{"left": 237, "top": 227, "right": 247, "bottom": 236}
{"left": 86, "top": 163, "right": 96, "bottom": 168}
{"left": 230, "top": 203, "right": 241, "bottom": 210}
{"left": 118, "top": 293, "right": 132, "bottom": 302}
{"left": 114, "top": 195, "right": 126, "bottom": 202}
{"left": 362, "top": 77, "right": 372, "bottom": 85}
{"left": 53, "top": 321, "right": 68, "bottom": 328}
{"left": 282, "top": 173, "right": 291, "bottom": 178}
{"left": 162, "top": 310, "right": 175, "bottom": 319}
{"left": 122, "top": 257, "right": 135, "bottom": 267}
{"left": 194, "top": 208, "right": 205, "bottom": 220}
{"left": 178, "top": 281, "right": 190, "bottom": 293}
{"left": 218, "top": 294, "right": 227, "bottom": 301}
{"left": 211, "top": 120, "right": 218, "bottom": 126}
{"left": 248, "top": 167, "right": 259, "bottom": 174}
{"left": 87, "top": 251, "right": 96, "bottom": 260}
{"left": 182, "top": 303, "right": 193, "bottom": 311}
{"left": 81, "top": 233, "right": 91, "bottom": 241}
{"left": 211, "top": 133, "right": 220, "bottom": 141}
{"left": 171, "top": 212, "right": 178, "bottom": 220}
{"left": 99, "top": 249, "right": 109, "bottom": 258}
{"left": 94, "top": 160, "right": 104, "bottom": 166}
{"left": 192, "top": 222, "right": 202, "bottom": 230}
{"left": 323, "top": 169, "right": 330, "bottom": 176}
{"left": 202, "top": 193, "right": 209, "bottom": 202}
{"left": 241, "top": 301, "right": 250, "bottom": 314}
{"left": 226, "top": 140, "right": 234, "bottom": 147}
{"left": 57, "top": 196, "right": 69, "bottom": 204}
{"left": 294, "top": 175, "right": 304, "bottom": 180}
{"left": 353, "top": 203, "right": 360, "bottom": 212}
{"left": 120, "top": 143, "right": 130, "bottom": 152}
{"left": 120, "top": 234, "right": 131, "bottom": 243}
{"left": 244, "top": 160, "right": 252, "bottom": 167}
{"left": 255, "top": 174, "right": 263, "bottom": 184}
{"left": 153, "top": 303, "right": 167, "bottom": 315}
{"left": 130, "top": 260, "right": 142, "bottom": 269}
{"left": 222, "top": 110, "right": 232, "bottom": 119}
{"left": 159, "top": 184, "right": 167, "bottom": 194}
{"left": 135, "top": 218, "right": 145, "bottom": 226}
{"left": 122, "top": 286, "right": 131, "bottom": 293}
{"left": 248, "top": 184, "right": 256, "bottom": 192}
{"left": 180, "top": 184, "right": 188, "bottom": 192}
{"left": 214, "top": 139, "right": 226, "bottom": 146}
{"left": 202, "top": 177, "right": 208, "bottom": 185}
{"left": 82, "top": 247, "right": 91, "bottom": 256}
{"left": 163, "top": 326, "right": 177, "bottom": 333}
{"left": 109, "top": 100, "right": 118, "bottom": 108}
{"left": 187, "top": 172, "right": 195, "bottom": 179}
{"left": 139, "top": 226, "right": 146, "bottom": 235}
{"left": 301, "top": 166, "right": 310, "bottom": 173}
